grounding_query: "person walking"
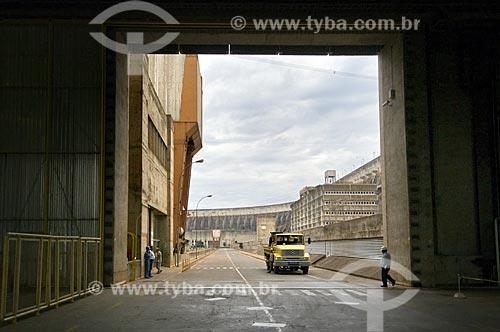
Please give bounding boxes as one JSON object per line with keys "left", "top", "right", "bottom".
{"left": 380, "top": 246, "right": 396, "bottom": 287}
{"left": 155, "top": 248, "right": 163, "bottom": 274}
{"left": 144, "top": 246, "right": 152, "bottom": 278}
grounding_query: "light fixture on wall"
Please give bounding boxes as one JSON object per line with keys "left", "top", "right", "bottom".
{"left": 382, "top": 89, "right": 396, "bottom": 107}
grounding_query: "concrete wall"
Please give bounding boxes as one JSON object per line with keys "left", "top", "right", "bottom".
{"left": 303, "top": 214, "right": 382, "bottom": 242}
{"left": 379, "top": 29, "right": 500, "bottom": 287}
{"left": 145, "top": 55, "right": 185, "bottom": 121}
{"left": 256, "top": 217, "right": 276, "bottom": 247}
{"left": 173, "top": 55, "right": 204, "bottom": 254}
{"left": 187, "top": 202, "right": 292, "bottom": 232}
{"left": 416, "top": 30, "right": 498, "bottom": 286}
{"left": 185, "top": 230, "right": 257, "bottom": 248}
{"left": 337, "top": 157, "right": 381, "bottom": 184}
{"left": 141, "top": 62, "right": 171, "bottom": 216}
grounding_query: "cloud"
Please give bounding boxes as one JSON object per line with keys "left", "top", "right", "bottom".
{"left": 188, "top": 55, "right": 379, "bottom": 209}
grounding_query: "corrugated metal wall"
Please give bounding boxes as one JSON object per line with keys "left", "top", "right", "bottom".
{"left": 307, "top": 238, "right": 383, "bottom": 259}
{"left": 0, "top": 23, "right": 102, "bottom": 250}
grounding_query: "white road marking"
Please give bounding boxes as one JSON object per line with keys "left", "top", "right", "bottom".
{"left": 300, "top": 290, "right": 317, "bottom": 296}
{"left": 315, "top": 290, "right": 334, "bottom": 296}
{"left": 330, "top": 289, "right": 349, "bottom": 296}
{"left": 247, "top": 307, "right": 273, "bottom": 311}
{"left": 205, "top": 297, "right": 226, "bottom": 301}
{"left": 346, "top": 289, "right": 366, "bottom": 296}
{"left": 335, "top": 302, "right": 360, "bottom": 305}
{"left": 252, "top": 323, "right": 286, "bottom": 328}
{"left": 225, "top": 250, "right": 285, "bottom": 332}
{"left": 307, "top": 274, "right": 327, "bottom": 281}
{"left": 283, "top": 290, "right": 300, "bottom": 296}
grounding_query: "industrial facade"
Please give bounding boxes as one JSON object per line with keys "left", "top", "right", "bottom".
{"left": 128, "top": 54, "right": 203, "bottom": 274}
{"left": 186, "top": 203, "right": 292, "bottom": 232}
{"left": 291, "top": 183, "right": 379, "bottom": 232}
{"left": 185, "top": 203, "right": 292, "bottom": 248}
{"left": 0, "top": 44, "right": 203, "bottom": 300}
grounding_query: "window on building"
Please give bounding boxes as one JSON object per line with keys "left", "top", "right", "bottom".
{"left": 148, "top": 117, "right": 168, "bottom": 169}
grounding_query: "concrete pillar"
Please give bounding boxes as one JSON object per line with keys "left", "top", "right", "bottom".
{"left": 400, "top": 33, "right": 436, "bottom": 286}
{"left": 103, "top": 52, "right": 129, "bottom": 285}
{"left": 127, "top": 57, "right": 143, "bottom": 266}
{"left": 381, "top": 30, "right": 499, "bottom": 286}
{"left": 379, "top": 36, "right": 413, "bottom": 285}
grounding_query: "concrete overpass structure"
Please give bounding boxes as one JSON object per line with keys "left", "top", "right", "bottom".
{"left": 0, "top": 1, "right": 499, "bottom": 291}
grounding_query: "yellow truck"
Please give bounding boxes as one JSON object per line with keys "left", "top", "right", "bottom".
{"left": 264, "top": 232, "right": 311, "bottom": 274}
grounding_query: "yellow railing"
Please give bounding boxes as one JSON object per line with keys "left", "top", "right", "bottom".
{"left": 0, "top": 232, "right": 101, "bottom": 322}
{"left": 181, "top": 258, "right": 191, "bottom": 272}
{"left": 127, "top": 232, "right": 138, "bottom": 281}
{"left": 181, "top": 248, "right": 216, "bottom": 272}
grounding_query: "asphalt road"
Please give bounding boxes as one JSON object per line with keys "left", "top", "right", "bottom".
{"left": 2, "top": 249, "right": 499, "bottom": 332}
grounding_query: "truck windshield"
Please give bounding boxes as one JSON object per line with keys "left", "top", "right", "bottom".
{"left": 276, "top": 235, "right": 304, "bottom": 245}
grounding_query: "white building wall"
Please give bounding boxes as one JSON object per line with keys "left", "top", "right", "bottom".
{"left": 145, "top": 54, "right": 186, "bottom": 121}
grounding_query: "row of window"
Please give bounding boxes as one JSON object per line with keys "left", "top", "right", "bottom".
{"left": 324, "top": 191, "right": 375, "bottom": 195}
{"left": 148, "top": 118, "right": 168, "bottom": 169}
{"left": 324, "top": 211, "right": 376, "bottom": 215}
{"left": 324, "top": 201, "right": 377, "bottom": 205}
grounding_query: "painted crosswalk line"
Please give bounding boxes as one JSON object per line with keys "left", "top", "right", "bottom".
{"left": 346, "top": 289, "right": 366, "bottom": 296}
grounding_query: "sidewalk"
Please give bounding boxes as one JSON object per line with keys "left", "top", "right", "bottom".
{"left": 134, "top": 250, "right": 216, "bottom": 283}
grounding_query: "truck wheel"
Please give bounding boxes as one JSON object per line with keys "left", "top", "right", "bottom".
{"left": 274, "top": 266, "right": 280, "bottom": 274}
{"left": 302, "top": 267, "right": 309, "bottom": 275}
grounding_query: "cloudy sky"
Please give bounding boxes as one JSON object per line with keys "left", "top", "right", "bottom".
{"left": 188, "top": 55, "right": 379, "bottom": 210}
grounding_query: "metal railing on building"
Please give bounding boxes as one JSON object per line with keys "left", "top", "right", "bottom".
{"left": 1, "top": 233, "right": 101, "bottom": 322}
{"left": 181, "top": 248, "right": 215, "bottom": 272}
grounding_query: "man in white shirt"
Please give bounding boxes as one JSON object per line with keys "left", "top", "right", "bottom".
{"left": 380, "top": 246, "right": 396, "bottom": 287}
{"left": 149, "top": 246, "right": 156, "bottom": 278}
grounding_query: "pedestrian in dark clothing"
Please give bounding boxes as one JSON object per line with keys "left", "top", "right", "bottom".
{"left": 144, "top": 246, "right": 152, "bottom": 278}
{"left": 380, "top": 246, "right": 396, "bottom": 287}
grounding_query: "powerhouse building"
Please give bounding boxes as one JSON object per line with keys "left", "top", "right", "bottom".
{"left": 291, "top": 183, "right": 379, "bottom": 231}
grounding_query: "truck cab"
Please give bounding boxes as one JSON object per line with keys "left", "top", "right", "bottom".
{"left": 263, "top": 232, "right": 311, "bottom": 274}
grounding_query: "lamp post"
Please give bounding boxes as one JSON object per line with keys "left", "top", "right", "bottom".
{"left": 195, "top": 194, "right": 213, "bottom": 258}
{"left": 176, "top": 158, "right": 204, "bottom": 266}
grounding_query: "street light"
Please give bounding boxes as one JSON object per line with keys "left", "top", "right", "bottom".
{"left": 195, "top": 194, "right": 213, "bottom": 258}
{"left": 176, "top": 158, "right": 204, "bottom": 266}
